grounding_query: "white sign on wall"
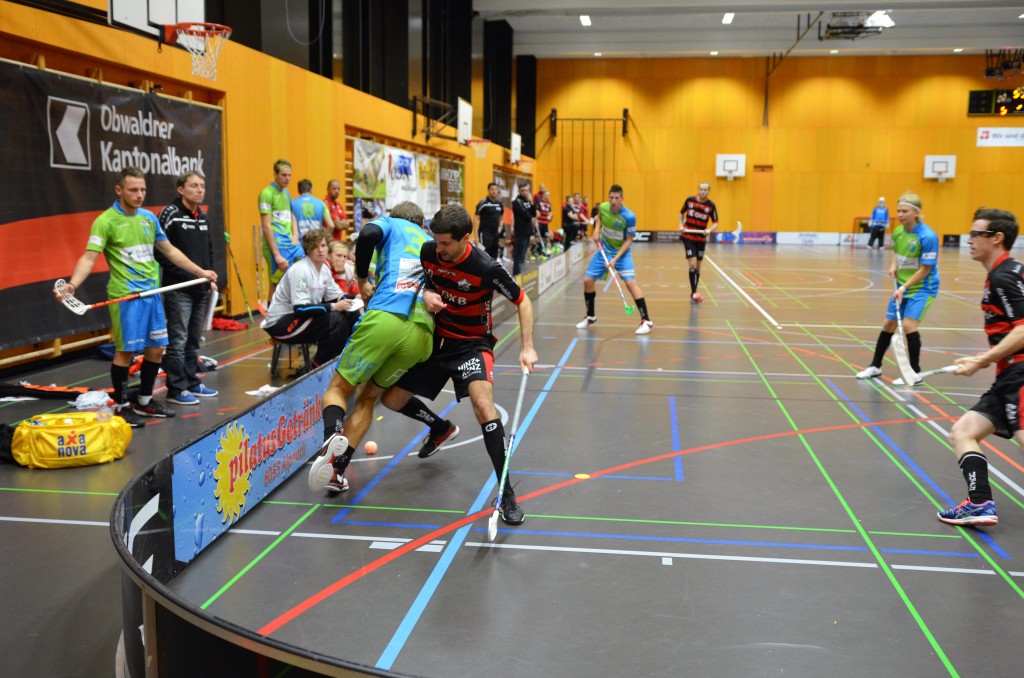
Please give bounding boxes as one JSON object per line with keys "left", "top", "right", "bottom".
{"left": 977, "top": 128, "right": 1024, "bottom": 147}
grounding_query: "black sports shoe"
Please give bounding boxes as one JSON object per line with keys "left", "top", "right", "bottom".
{"left": 116, "top": 404, "right": 145, "bottom": 428}
{"left": 133, "top": 399, "right": 176, "bottom": 418}
{"left": 496, "top": 489, "right": 525, "bottom": 525}
{"left": 418, "top": 422, "right": 460, "bottom": 458}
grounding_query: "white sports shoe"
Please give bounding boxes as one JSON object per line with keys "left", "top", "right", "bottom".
{"left": 635, "top": 320, "right": 654, "bottom": 335}
{"left": 308, "top": 432, "right": 348, "bottom": 491}
{"left": 856, "top": 366, "right": 882, "bottom": 379}
{"left": 576, "top": 316, "right": 597, "bottom": 329}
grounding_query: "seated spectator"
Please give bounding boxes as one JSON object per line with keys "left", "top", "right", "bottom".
{"left": 327, "top": 240, "right": 360, "bottom": 297}
{"left": 260, "top": 229, "right": 361, "bottom": 368}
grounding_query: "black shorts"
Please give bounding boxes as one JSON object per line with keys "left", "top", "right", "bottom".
{"left": 395, "top": 336, "right": 494, "bottom": 401}
{"left": 684, "top": 238, "right": 707, "bottom": 260}
{"left": 971, "top": 366, "right": 1024, "bottom": 438}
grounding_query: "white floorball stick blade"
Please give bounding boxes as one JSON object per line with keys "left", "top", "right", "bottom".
{"left": 487, "top": 511, "right": 498, "bottom": 541}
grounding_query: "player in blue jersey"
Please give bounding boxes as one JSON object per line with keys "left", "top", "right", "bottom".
{"left": 856, "top": 193, "right": 939, "bottom": 380}
{"left": 307, "top": 201, "right": 439, "bottom": 494}
{"left": 290, "top": 178, "right": 334, "bottom": 237}
{"left": 867, "top": 196, "right": 889, "bottom": 250}
{"left": 575, "top": 184, "right": 654, "bottom": 335}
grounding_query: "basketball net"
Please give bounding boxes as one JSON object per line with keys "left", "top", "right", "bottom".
{"left": 172, "top": 23, "right": 232, "bottom": 81}
{"left": 468, "top": 138, "right": 491, "bottom": 159}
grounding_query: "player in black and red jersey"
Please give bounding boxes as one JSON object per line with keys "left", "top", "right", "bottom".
{"left": 938, "top": 207, "right": 1020, "bottom": 527}
{"left": 678, "top": 182, "right": 719, "bottom": 303}
{"left": 380, "top": 203, "right": 538, "bottom": 526}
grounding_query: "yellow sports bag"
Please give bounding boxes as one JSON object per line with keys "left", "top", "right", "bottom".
{"left": 12, "top": 412, "right": 132, "bottom": 469}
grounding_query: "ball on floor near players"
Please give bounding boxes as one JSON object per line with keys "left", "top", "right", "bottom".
{"left": 364, "top": 440, "right": 378, "bottom": 455}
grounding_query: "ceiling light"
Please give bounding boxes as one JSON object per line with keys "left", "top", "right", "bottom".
{"left": 830, "top": 49, "right": 839, "bottom": 54}
{"left": 594, "top": 52, "right": 602, "bottom": 57}
{"left": 580, "top": 15, "right": 591, "bottom": 27}
{"left": 864, "top": 10, "right": 895, "bottom": 28}
{"left": 954, "top": 48, "right": 964, "bottom": 53}
{"left": 722, "top": 13, "right": 735, "bottom": 25}
{"left": 710, "top": 51, "right": 719, "bottom": 56}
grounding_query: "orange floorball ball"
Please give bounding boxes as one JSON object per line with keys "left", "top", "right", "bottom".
{"left": 364, "top": 440, "right": 378, "bottom": 455}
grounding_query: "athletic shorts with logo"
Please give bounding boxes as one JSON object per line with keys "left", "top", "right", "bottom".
{"left": 335, "top": 309, "right": 433, "bottom": 388}
{"left": 111, "top": 296, "right": 168, "bottom": 353}
{"left": 395, "top": 336, "right": 494, "bottom": 402}
{"left": 970, "top": 365, "right": 1024, "bottom": 439}
{"left": 585, "top": 246, "right": 636, "bottom": 281}
{"left": 684, "top": 238, "right": 707, "bottom": 260}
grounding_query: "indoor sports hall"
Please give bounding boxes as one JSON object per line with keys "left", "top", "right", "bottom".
{"left": 2, "top": 2, "right": 1024, "bottom": 677}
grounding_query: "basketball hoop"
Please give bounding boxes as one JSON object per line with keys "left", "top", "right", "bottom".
{"left": 467, "top": 138, "right": 491, "bottom": 159}
{"left": 936, "top": 171, "right": 946, "bottom": 184}
{"left": 167, "top": 22, "right": 232, "bottom": 81}
{"left": 726, "top": 170, "right": 735, "bottom": 182}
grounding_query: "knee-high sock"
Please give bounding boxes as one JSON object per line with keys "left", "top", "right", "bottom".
{"left": 398, "top": 397, "right": 448, "bottom": 434}
{"left": 689, "top": 268, "right": 699, "bottom": 294}
{"left": 584, "top": 291, "right": 596, "bottom": 317}
{"left": 322, "top": 404, "right": 346, "bottom": 439}
{"left": 482, "top": 418, "right": 512, "bottom": 494}
{"left": 136, "top": 360, "right": 161, "bottom": 404}
{"left": 960, "top": 452, "right": 992, "bottom": 504}
{"left": 111, "top": 364, "right": 129, "bottom": 405}
{"left": 635, "top": 297, "right": 650, "bottom": 322}
{"left": 871, "top": 331, "right": 894, "bottom": 368}
{"left": 905, "top": 331, "right": 922, "bottom": 373}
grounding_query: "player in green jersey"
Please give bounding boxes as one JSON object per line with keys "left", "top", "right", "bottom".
{"left": 58, "top": 168, "right": 218, "bottom": 427}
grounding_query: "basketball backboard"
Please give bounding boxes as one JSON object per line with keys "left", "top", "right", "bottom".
{"left": 108, "top": 0, "right": 205, "bottom": 39}
{"left": 457, "top": 98, "right": 473, "bottom": 145}
{"left": 715, "top": 154, "right": 746, "bottom": 179}
{"left": 510, "top": 132, "right": 522, "bottom": 163}
{"left": 924, "top": 155, "right": 956, "bottom": 182}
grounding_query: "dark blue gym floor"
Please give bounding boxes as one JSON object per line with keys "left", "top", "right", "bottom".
{"left": 4, "top": 242, "right": 1024, "bottom": 677}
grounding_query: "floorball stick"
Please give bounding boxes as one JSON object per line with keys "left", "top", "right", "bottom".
{"left": 597, "top": 245, "right": 635, "bottom": 315}
{"left": 891, "top": 279, "right": 920, "bottom": 386}
{"left": 55, "top": 278, "right": 207, "bottom": 315}
{"left": 488, "top": 369, "right": 529, "bottom": 541}
{"left": 893, "top": 364, "right": 959, "bottom": 386}
{"left": 253, "top": 223, "right": 268, "bottom": 316}
{"left": 224, "top": 232, "right": 255, "bottom": 324}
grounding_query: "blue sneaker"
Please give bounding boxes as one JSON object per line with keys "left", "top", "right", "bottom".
{"left": 937, "top": 499, "right": 998, "bottom": 526}
{"left": 167, "top": 391, "right": 199, "bottom": 406}
{"left": 190, "top": 384, "right": 218, "bottom": 397}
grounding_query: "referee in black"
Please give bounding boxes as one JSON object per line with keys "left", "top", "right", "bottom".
{"left": 474, "top": 182, "right": 505, "bottom": 261}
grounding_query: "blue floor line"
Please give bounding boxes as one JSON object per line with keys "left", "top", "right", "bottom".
{"left": 375, "top": 339, "right": 578, "bottom": 671}
{"left": 825, "top": 379, "right": 1010, "bottom": 560}
{"left": 670, "top": 395, "right": 684, "bottom": 481}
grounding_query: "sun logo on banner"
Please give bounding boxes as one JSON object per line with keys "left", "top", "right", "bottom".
{"left": 213, "top": 422, "right": 250, "bottom": 524}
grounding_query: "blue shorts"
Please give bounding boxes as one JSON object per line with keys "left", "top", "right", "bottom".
{"left": 886, "top": 292, "right": 935, "bottom": 322}
{"left": 110, "top": 295, "right": 168, "bottom": 353}
{"left": 264, "top": 241, "right": 305, "bottom": 285}
{"left": 585, "top": 246, "right": 636, "bottom": 281}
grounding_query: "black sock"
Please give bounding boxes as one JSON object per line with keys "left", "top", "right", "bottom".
{"left": 398, "top": 397, "right": 445, "bottom": 432}
{"left": 689, "top": 268, "right": 698, "bottom": 294}
{"left": 871, "top": 331, "right": 894, "bottom": 368}
{"left": 635, "top": 297, "right": 650, "bottom": 322}
{"left": 584, "top": 291, "right": 596, "bottom": 317}
{"left": 482, "top": 418, "right": 512, "bottom": 493}
{"left": 111, "top": 364, "right": 129, "bottom": 405}
{"left": 960, "top": 452, "right": 992, "bottom": 504}
{"left": 333, "top": 445, "right": 357, "bottom": 475}
{"left": 906, "top": 331, "right": 922, "bottom": 373}
{"left": 323, "top": 404, "right": 346, "bottom": 439}
{"left": 139, "top": 360, "right": 161, "bottom": 398}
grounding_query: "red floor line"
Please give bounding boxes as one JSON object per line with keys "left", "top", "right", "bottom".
{"left": 256, "top": 414, "right": 954, "bottom": 637}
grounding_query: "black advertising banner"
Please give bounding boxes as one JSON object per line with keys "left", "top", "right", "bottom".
{"left": 0, "top": 61, "right": 225, "bottom": 351}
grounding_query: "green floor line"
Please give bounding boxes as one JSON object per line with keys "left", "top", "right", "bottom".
{"left": 733, "top": 320, "right": 959, "bottom": 678}
{"left": 201, "top": 504, "right": 320, "bottom": 609}
{"left": 0, "top": 486, "right": 119, "bottom": 496}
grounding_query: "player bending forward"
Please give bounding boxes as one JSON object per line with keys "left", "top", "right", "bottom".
{"left": 575, "top": 184, "right": 654, "bottom": 335}
{"left": 380, "top": 203, "right": 537, "bottom": 526}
